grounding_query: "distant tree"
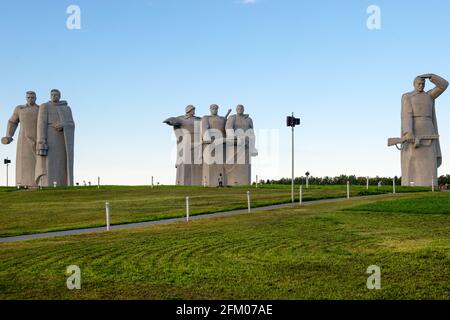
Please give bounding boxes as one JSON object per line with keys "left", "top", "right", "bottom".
{"left": 267, "top": 174, "right": 420, "bottom": 186}
{"left": 438, "top": 175, "right": 450, "bottom": 185}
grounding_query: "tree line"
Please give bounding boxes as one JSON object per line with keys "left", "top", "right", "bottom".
{"left": 259, "top": 174, "right": 450, "bottom": 186}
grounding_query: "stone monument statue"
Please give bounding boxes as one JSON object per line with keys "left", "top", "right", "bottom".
{"left": 164, "top": 105, "right": 203, "bottom": 186}
{"left": 35, "top": 89, "right": 75, "bottom": 187}
{"left": 1, "top": 91, "right": 39, "bottom": 187}
{"left": 388, "top": 74, "right": 448, "bottom": 186}
{"left": 225, "top": 105, "right": 258, "bottom": 186}
{"left": 201, "top": 104, "right": 231, "bottom": 187}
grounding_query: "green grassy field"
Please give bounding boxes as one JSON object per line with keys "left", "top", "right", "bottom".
{"left": 0, "top": 185, "right": 430, "bottom": 237}
{"left": 0, "top": 192, "right": 448, "bottom": 300}
{"left": 345, "top": 193, "right": 450, "bottom": 215}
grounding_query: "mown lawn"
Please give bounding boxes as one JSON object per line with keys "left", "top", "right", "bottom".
{"left": 0, "top": 192, "right": 448, "bottom": 300}
{"left": 345, "top": 193, "right": 450, "bottom": 215}
{"left": 0, "top": 185, "right": 430, "bottom": 237}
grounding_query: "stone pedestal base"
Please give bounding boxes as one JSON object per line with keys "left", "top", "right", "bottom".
{"left": 225, "top": 164, "right": 251, "bottom": 186}
{"left": 202, "top": 164, "right": 226, "bottom": 187}
{"left": 176, "top": 164, "right": 203, "bottom": 186}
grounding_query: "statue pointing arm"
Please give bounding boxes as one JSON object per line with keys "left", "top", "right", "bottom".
{"left": 420, "top": 73, "right": 449, "bottom": 99}
{"left": 163, "top": 117, "right": 183, "bottom": 128}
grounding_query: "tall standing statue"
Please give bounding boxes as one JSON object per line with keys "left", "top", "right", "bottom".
{"left": 388, "top": 74, "right": 448, "bottom": 186}
{"left": 225, "top": 105, "right": 258, "bottom": 186}
{"left": 164, "top": 105, "right": 203, "bottom": 186}
{"left": 1, "top": 91, "right": 39, "bottom": 187}
{"left": 35, "top": 89, "right": 75, "bottom": 187}
{"left": 201, "top": 104, "right": 231, "bottom": 187}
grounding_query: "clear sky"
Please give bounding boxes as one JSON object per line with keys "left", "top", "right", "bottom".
{"left": 0, "top": 0, "right": 449, "bottom": 185}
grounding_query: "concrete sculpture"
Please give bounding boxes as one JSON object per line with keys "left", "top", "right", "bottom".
{"left": 164, "top": 105, "right": 203, "bottom": 186}
{"left": 201, "top": 104, "right": 231, "bottom": 187}
{"left": 225, "top": 105, "right": 258, "bottom": 186}
{"left": 35, "top": 89, "right": 75, "bottom": 187}
{"left": 388, "top": 74, "right": 448, "bottom": 186}
{"left": 164, "top": 104, "right": 257, "bottom": 186}
{"left": 1, "top": 91, "right": 40, "bottom": 187}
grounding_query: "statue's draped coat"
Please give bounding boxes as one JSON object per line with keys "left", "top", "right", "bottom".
{"left": 401, "top": 75, "right": 448, "bottom": 186}
{"left": 35, "top": 101, "right": 75, "bottom": 187}
{"left": 5, "top": 105, "right": 39, "bottom": 187}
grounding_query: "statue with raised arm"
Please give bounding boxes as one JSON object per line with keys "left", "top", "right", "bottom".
{"left": 201, "top": 104, "right": 231, "bottom": 187}
{"left": 1, "top": 91, "right": 39, "bottom": 187}
{"left": 35, "top": 89, "right": 75, "bottom": 187}
{"left": 389, "top": 74, "right": 448, "bottom": 186}
{"left": 163, "top": 105, "right": 203, "bottom": 185}
{"left": 225, "top": 105, "right": 258, "bottom": 186}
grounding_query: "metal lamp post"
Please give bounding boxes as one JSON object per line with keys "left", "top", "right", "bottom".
{"left": 4, "top": 158, "right": 11, "bottom": 187}
{"left": 286, "top": 113, "right": 301, "bottom": 203}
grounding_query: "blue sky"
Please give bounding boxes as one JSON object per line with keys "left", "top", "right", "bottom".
{"left": 1, "top": 0, "right": 449, "bottom": 185}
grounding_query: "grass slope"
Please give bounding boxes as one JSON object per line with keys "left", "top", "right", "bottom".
{"left": 0, "top": 185, "right": 430, "bottom": 237}
{"left": 345, "top": 193, "right": 450, "bottom": 215}
{"left": 0, "top": 192, "right": 448, "bottom": 300}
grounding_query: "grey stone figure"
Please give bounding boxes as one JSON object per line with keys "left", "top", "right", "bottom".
{"left": 201, "top": 104, "right": 231, "bottom": 187}
{"left": 225, "top": 105, "right": 258, "bottom": 186}
{"left": 1, "top": 91, "right": 39, "bottom": 187}
{"left": 389, "top": 74, "right": 448, "bottom": 186}
{"left": 164, "top": 105, "right": 203, "bottom": 186}
{"left": 35, "top": 89, "right": 75, "bottom": 187}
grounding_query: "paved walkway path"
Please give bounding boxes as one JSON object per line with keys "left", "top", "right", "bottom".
{"left": 0, "top": 194, "right": 390, "bottom": 243}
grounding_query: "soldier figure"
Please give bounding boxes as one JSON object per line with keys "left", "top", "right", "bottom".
{"left": 400, "top": 74, "right": 448, "bottom": 186}
{"left": 1, "top": 91, "right": 40, "bottom": 187}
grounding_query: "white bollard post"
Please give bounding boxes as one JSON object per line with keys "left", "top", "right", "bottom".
{"left": 98, "top": 177, "right": 100, "bottom": 189}
{"left": 432, "top": 177, "right": 435, "bottom": 192}
{"left": 151, "top": 176, "right": 154, "bottom": 189}
{"left": 299, "top": 185, "right": 303, "bottom": 206}
{"left": 256, "top": 175, "right": 258, "bottom": 188}
{"left": 347, "top": 181, "right": 350, "bottom": 199}
{"left": 247, "top": 191, "right": 251, "bottom": 213}
{"left": 105, "top": 202, "right": 110, "bottom": 231}
{"left": 393, "top": 177, "right": 396, "bottom": 194}
{"left": 186, "top": 196, "right": 190, "bottom": 222}
{"left": 366, "top": 176, "right": 369, "bottom": 190}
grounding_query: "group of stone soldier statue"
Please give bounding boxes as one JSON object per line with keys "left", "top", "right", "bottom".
{"left": 2, "top": 90, "right": 75, "bottom": 188}
{"left": 164, "top": 104, "right": 258, "bottom": 187}
{"left": 2, "top": 73, "right": 448, "bottom": 188}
